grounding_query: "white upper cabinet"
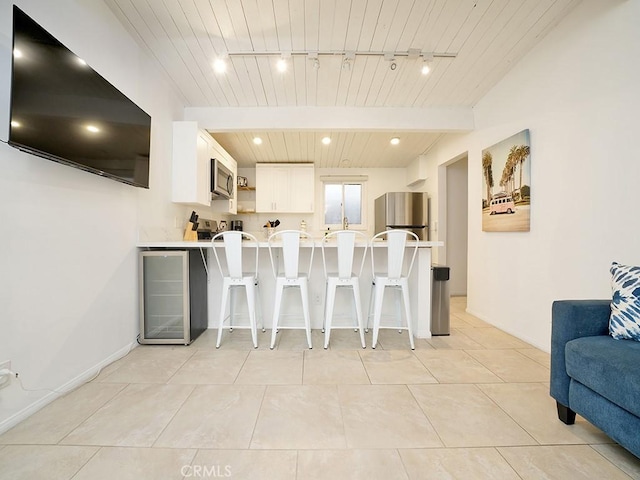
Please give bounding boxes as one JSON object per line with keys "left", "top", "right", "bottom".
{"left": 288, "top": 165, "right": 315, "bottom": 213}
{"left": 172, "top": 121, "right": 237, "bottom": 213}
{"left": 255, "top": 164, "right": 314, "bottom": 213}
{"left": 172, "top": 121, "right": 210, "bottom": 206}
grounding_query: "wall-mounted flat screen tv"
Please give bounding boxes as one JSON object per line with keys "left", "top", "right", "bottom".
{"left": 8, "top": 6, "right": 151, "bottom": 188}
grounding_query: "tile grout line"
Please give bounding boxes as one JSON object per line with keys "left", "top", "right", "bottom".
{"left": 394, "top": 447, "right": 412, "bottom": 480}
{"left": 246, "top": 383, "right": 268, "bottom": 450}
{"left": 470, "top": 383, "right": 540, "bottom": 446}
{"left": 494, "top": 446, "right": 526, "bottom": 480}
{"left": 149, "top": 384, "right": 197, "bottom": 449}
{"left": 589, "top": 444, "right": 637, "bottom": 478}
{"left": 405, "top": 384, "right": 447, "bottom": 449}
{"left": 232, "top": 349, "right": 252, "bottom": 384}
{"left": 56, "top": 383, "right": 131, "bottom": 446}
{"left": 67, "top": 444, "right": 103, "bottom": 480}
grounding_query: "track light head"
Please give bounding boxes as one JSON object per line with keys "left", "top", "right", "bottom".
{"left": 308, "top": 52, "right": 320, "bottom": 70}
{"left": 213, "top": 57, "right": 227, "bottom": 74}
{"left": 384, "top": 52, "right": 397, "bottom": 71}
{"left": 421, "top": 53, "right": 434, "bottom": 76}
{"left": 277, "top": 52, "right": 290, "bottom": 72}
{"left": 342, "top": 52, "right": 355, "bottom": 71}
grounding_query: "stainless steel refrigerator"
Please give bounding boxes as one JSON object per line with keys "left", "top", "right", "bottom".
{"left": 374, "top": 192, "right": 430, "bottom": 240}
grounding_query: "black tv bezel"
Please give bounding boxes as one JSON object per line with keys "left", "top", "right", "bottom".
{"left": 8, "top": 5, "right": 152, "bottom": 189}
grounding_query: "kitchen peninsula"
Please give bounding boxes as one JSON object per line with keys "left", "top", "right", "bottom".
{"left": 137, "top": 237, "right": 443, "bottom": 341}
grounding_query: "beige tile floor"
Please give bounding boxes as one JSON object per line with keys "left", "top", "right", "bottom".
{"left": 2, "top": 296, "right": 640, "bottom": 479}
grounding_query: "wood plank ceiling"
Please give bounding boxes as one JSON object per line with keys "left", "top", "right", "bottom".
{"left": 104, "top": 0, "right": 581, "bottom": 167}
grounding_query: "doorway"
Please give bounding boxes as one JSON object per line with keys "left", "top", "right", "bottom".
{"left": 438, "top": 153, "right": 468, "bottom": 296}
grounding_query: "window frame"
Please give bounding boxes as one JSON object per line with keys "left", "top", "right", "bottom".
{"left": 322, "top": 180, "right": 367, "bottom": 231}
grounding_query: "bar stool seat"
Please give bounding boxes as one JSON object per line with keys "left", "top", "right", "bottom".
{"left": 211, "top": 231, "right": 262, "bottom": 348}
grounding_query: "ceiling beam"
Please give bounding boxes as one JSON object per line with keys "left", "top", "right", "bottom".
{"left": 184, "top": 106, "right": 474, "bottom": 132}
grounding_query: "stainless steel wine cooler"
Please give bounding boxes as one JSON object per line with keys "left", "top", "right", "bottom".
{"left": 139, "top": 250, "right": 208, "bottom": 345}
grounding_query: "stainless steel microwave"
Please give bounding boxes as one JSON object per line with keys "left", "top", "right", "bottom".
{"left": 211, "top": 158, "right": 234, "bottom": 199}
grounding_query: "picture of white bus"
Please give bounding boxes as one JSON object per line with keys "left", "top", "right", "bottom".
{"left": 489, "top": 195, "right": 516, "bottom": 215}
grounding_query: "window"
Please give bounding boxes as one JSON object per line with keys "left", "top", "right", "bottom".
{"left": 323, "top": 181, "right": 366, "bottom": 229}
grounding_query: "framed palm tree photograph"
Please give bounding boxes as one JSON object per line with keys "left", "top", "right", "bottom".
{"left": 481, "top": 129, "right": 531, "bottom": 232}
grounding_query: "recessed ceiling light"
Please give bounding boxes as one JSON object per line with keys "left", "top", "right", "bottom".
{"left": 321, "top": 136, "right": 331, "bottom": 145}
{"left": 253, "top": 136, "right": 263, "bottom": 145}
{"left": 77, "top": 57, "right": 87, "bottom": 66}
{"left": 13, "top": 48, "right": 23, "bottom": 58}
{"left": 213, "top": 58, "right": 227, "bottom": 74}
{"left": 390, "top": 137, "right": 400, "bottom": 145}
{"left": 10, "top": 120, "right": 21, "bottom": 128}
{"left": 86, "top": 125, "right": 100, "bottom": 133}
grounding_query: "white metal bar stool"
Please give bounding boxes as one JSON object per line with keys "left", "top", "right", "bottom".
{"left": 211, "top": 231, "right": 262, "bottom": 348}
{"left": 368, "top": 229, "right": 419, "bottom": 350}
{"left": 268, "top": 230, "right": 315, "bottom": 349}
{"left": 321, "top": 230, "right": 368, "bottom": 349}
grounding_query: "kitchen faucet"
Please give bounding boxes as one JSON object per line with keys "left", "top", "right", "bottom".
{"left": 343, "top": 216, "right": 349, "bottom": 230}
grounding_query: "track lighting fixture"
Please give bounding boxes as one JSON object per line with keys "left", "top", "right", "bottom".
{"left": 213, "top": 50, "right": 455, "bottom": 75}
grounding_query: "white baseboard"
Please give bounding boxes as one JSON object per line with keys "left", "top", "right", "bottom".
{"left": 0, "top": 342, "right": 136, "bottom": 435}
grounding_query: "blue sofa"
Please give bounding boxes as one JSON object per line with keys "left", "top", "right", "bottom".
{"left": 551, "top": 300, "right": 640, "bottom": 458}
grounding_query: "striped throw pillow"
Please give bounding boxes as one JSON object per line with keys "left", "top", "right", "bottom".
{"left": 610, "top": 262, "right": 640, "bottom": 341}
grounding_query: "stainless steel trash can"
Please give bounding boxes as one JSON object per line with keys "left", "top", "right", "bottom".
{"left": 431, "top": 265, "right": 450, "bottom": 336}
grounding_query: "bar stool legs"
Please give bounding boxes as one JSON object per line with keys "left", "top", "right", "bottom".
{"left": 217, "top": 280, "right": 259, "bottom": 349}
{"left": 323, "top": 277, "right": 366, "bottom": 349}
{"left": 270, "top": 278, "right": 313, "bottom": 350}
{"left": 370, "top": 279, "right": 415, "bottom": 350}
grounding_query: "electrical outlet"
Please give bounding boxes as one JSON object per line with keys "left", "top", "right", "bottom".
{"left": 0, "top": 360, "right": 10, "bottom": 372}
{"left": 314, "top": 293, "right": 322, "bottom": 305}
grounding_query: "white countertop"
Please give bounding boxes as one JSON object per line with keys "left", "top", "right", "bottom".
{"left": 137, "top": 239, "right": 443, "bottom": 248}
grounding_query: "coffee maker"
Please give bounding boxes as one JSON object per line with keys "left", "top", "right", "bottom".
{"left": 230, "top": 220, "right": 243, "bottom": 231}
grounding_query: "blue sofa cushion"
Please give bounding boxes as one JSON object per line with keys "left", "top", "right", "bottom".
{"left": 610, "top": 262, "right": 640, "bottom": 341}
{"left": 566, "top": 335, "right": 640, "bottom": 418}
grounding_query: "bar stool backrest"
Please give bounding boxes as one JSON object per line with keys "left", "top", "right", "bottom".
{"left": 322, "top": 230, "right": 368, "bottom": 280}
{"left": 370, "top": 229, "right": 419, "bottom": 280}
{"left": 211, "top": 231, "right": 259, "bottom": 280}
{"left": 268, "top": 230, "right": 314, "bottom": 280}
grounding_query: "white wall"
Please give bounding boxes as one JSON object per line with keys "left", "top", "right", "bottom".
{"left": 428, "top": 0, "right": 640, "bottom": 350}
{"left": 0, "top": 0, "right": 183, "bottom": 432}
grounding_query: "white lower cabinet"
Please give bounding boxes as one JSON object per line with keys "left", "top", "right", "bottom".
{"left": 255, "top": 164, "right": 314, "bottom": 213}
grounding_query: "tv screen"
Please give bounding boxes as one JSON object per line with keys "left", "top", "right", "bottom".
{"left": 9, "top": 6, "right": 151, "bottom": 188}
